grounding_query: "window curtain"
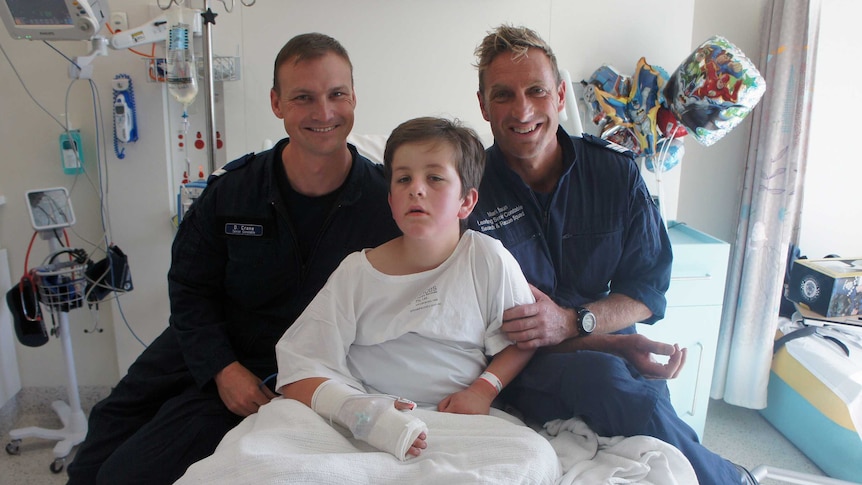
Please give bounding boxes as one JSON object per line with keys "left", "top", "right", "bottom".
{"left": 710, "top": 0, "right": 821, "bottom": 409}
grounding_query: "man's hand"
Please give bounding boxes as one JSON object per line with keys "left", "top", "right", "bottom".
{"left": 214, "top": 361, "right": 278, "bottom": 417}
{"left": 501, "top": 285, "right": 575, "bottom": 349}
{"left": 616, "top": 334, "right": 687, "bottom": 379}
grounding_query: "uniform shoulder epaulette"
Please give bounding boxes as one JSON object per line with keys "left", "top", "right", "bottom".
{"left": 581, "top": 133, "right": 636, "bottom": 159}
{"left": 207, "top": 152, "right": 255, "bottom": 182}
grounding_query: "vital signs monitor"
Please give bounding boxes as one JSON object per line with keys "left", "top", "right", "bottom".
{"left": 0, "top": 0, "right": 108, "bottom": 41}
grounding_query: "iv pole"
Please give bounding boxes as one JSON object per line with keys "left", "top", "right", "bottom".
{"left": 200, "top": 1, "right": 217, "bottom": 174}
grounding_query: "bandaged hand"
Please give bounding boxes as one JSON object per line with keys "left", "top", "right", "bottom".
{"left": 311, "top": 380, "right": 428, "bottom": 460}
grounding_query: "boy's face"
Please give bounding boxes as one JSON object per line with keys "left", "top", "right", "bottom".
{"left": 388, "top": 141, "right": 477, "bottom": 239}
{"left": 270, "top": 52, "right": 356, "bottom": 159}
{"left": 477, "top": 48, "right": 565, "bottom": 168}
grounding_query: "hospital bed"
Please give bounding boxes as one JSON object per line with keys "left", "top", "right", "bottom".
{"left": 179, "top": 73, "right": 857, "bottom": 485}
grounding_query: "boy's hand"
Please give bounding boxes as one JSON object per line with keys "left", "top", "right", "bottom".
{"left": 407, "top": 431, "right": 428, "bottom": 457}
{"left": 437, "top": 382, "right": 496, "bottom": 415}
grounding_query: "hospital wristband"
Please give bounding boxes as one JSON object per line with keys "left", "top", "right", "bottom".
{"left": 477, "top": 371, "right": 503, "bottom": 395}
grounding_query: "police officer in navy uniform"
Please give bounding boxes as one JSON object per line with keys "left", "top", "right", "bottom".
{"left": 469, "top": 25, "right": 759, "bottom": 485}
{"left": 67, "top": 33, "right": 400, "bottom": 485}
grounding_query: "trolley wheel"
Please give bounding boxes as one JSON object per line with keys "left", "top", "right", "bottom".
{"left": 50, "top": 458, "right": 65, "bottom": 474}
{"left": 5, "top": 440, "right": 21, "bottom": 455}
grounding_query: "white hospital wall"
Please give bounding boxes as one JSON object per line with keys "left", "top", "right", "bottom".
{"left": 0, "top": 35, "right": 124, "bottom": 387}
{"left": 1, "top": 0, "right": 746, "bottom": 388}
{"left": 798, "top": 0, "right": 862, "bottom": 259}
{"left": 0, "top": 249, "right": 22, "bottom": 407}
{"left": 679, "top": 0, "right": 767, "bottom": 243}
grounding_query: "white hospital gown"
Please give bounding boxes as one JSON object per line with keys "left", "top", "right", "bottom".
{"left": 275, "top": 229, "right": 534, "bottom": 408}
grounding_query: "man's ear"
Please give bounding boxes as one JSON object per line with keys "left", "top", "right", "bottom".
{"left": 458, "top": 187, "right": 479, "bottom": 220}
{"left": 270, "top": 89, "right": 283, "bottom": 119}
{"left": 556, "top": 79, "right": 567, "bottom": 113}
{"left": 477, "top": 91, "right": 490, "bottom": 122}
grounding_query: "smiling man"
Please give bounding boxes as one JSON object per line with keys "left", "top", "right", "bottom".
{"left": 468, "top": 25, "right": 759, "bottom": 485}
{"left": 66, "top": 33, "right": 399, "bottom": 485}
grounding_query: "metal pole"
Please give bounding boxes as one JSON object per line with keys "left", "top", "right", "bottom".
{"left": 201, "top": 0, "right": 217, "bottom": 174}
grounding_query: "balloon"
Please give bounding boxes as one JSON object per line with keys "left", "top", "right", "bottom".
{"left": 582, "top": 58, "right": 667, "bottom": 157}
{"left": 626, "top": 57, "right": 666, "bottom": 158}
{"left": 663, "top": 35, "right": 766, "bottom": 146}
{"left": 583, "top": 83, "right": 629, "bottom": 132}
{"left": 586, "top": 65, "right": 631, "bottom": 97}
{"left": 657, "top": 107, "right": 688, "bottom": 138}
{"left": 645, "top": 138, "right": 685, "bottom": 173}
{"left": 603, "top": 124, "right": 641, "bottom": 155}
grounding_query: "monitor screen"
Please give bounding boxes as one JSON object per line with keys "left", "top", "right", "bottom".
{"left": 7, "top": 0, "right": 72, "bottom": 26}
{"left": 26, "top": 187, "right": 76, "bottom": 231}
{"left": 0, "top": 0, "right": 106, "bottom": 40}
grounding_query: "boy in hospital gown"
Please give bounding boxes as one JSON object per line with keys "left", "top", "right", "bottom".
{"left": 177, "top": 117, "right": 560, "bottom": 484}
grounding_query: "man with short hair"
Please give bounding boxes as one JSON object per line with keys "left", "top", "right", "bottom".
{"left": 469, "top": 24, "right": 759, "bottom": 485}
{"left": 66, "top": 33, "right": 400, "bottom": 485}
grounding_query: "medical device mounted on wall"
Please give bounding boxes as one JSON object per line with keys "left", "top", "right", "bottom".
{"left": 0, "top": 0, "right": 107, "bottom": 41}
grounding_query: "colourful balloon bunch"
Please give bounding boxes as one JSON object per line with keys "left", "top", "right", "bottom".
{"left": 582, "top": 36, "right": 766, "bottom": 172}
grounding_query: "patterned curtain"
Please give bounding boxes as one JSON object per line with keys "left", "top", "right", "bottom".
{"left": 710, "top": 0, "right": 821, "bottom": 409}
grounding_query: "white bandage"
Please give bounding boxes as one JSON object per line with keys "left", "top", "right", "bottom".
{"left": 311, "top": 380, "right": 427, "bottom": 460}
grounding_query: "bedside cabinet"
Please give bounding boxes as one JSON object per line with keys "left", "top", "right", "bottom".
{"left": 636, "top": 223, "right": 730, "bottom": 440}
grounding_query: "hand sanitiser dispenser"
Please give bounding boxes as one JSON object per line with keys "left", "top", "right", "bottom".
{"left": 59, "top": 130, "right": 84, "bottom": 175}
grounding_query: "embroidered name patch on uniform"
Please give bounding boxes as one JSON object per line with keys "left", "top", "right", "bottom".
{"left": 224, "top": 223, "right": 264, "bottom": 237}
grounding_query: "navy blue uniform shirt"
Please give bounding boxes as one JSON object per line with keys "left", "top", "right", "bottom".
{"left": 468, "top": 128, "right": 672, "bottom": 329}
{"left": 168, "top": 140, "right": 400, "bottom": 387}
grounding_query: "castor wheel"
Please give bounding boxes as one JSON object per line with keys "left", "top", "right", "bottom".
{"left": 5, "top": 440, "right": 21, "bottom": 455}
{"left": 50, "top": 458, "right": 65, "bottom": 474}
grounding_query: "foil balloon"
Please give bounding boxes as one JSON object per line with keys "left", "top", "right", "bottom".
{"left": 582, "top": 65, "right": 631, "bottom": 131}
{"left": 582, "top": 59, "right": 667, "bottom": 157}
{"left": 626, "top": 57, "right": 666, "bottom": 158}
{"left": 583, "top": 83, "right": 629, "bottom": 133}
{"left": 645, "top": 138, "right": 685, "bottom": 173}
{"left": 664, "top": 35, "right": 766, "bottom": 146}
{"left": 657, "top": 107, "right": 688, "bottom": 138}
{"left": 603, "top": 124, "right": 641, "bottom": 154}
{"left": 587, "top": 65, "right": 631, "bottom": 97}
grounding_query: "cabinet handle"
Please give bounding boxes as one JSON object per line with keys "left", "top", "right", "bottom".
{"left": 685, "top": 342, "right": 704, "bottom": 417}
{"left": 671, "top": 273, "right": 712, "bottom": 282}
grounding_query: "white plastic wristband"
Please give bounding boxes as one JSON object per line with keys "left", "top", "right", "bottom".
{"left": 478, "top": 371, "right": 503, "bottom": 395}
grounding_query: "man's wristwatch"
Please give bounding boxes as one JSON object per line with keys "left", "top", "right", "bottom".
{"left": 575, "top": 306, "right": 597, "bottom": 337}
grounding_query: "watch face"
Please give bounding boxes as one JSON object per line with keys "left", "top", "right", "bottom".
{"left": 578, "top": 308, "right": 597, "bottom": 334}
{"left": 582, "top": 313, "right": 597, "bottom": 333}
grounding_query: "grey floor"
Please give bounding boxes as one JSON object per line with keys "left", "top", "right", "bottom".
{"left": 0, "top": 391, "right": 839, "bottom": 484}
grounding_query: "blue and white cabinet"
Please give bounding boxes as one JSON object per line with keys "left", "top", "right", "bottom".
{"left": 637, "top": 223, "right": 730, "bottom": 440}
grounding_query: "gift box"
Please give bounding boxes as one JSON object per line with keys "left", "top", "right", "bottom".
{"left": 785, "top": 258, "right": 862, "bottom": 318}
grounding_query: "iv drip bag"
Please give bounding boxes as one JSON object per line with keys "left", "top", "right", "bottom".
{"left": 166, "top": 7, "right": 198, "bottom": 108}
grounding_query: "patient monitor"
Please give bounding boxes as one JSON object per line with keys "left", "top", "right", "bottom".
{"left": 0, "top": 0, "right": 174, "bottom": 78}
{"left": 0, "top": 0, "right": 108, "bottom": 41}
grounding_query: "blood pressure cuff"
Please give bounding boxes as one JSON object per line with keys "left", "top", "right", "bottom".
{"left": 6, "top": 277, "right": 49, "bottom": 347}
{"left": 86, "top": 244, "right": 133, "bottom": 303}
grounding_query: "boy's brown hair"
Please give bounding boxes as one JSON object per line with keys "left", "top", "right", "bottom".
{"left": 383, "top": 117, "right": 485, "bottom": 198}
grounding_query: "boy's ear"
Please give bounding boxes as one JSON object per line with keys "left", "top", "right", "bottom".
{"left": 458, "top": 187, "right": 479, "bottom": 220}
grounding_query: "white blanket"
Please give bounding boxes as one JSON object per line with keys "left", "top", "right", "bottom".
{"left": 176, "top": 398, "right": 697, "bottom": 485}
{"left": 541, "top": 417, "right": 698, "bottom": 485}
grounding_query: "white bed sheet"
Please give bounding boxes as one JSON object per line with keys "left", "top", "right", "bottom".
{"left": 176, "top": 397, "right": 698, "bottom": 485}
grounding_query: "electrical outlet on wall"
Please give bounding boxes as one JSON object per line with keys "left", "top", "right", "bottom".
{"left": 110, "top": 12, "right": 128, "bottom": 31}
